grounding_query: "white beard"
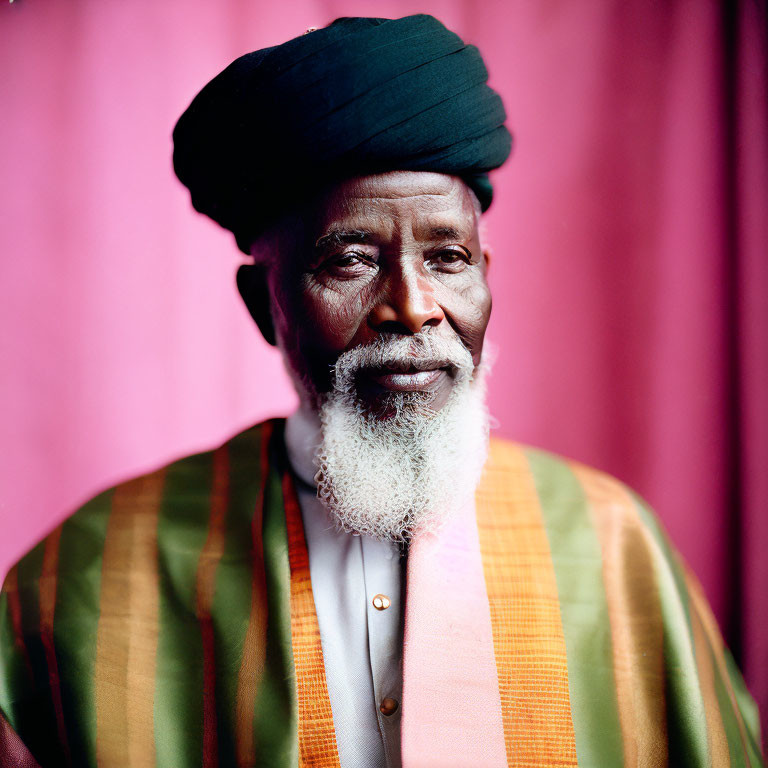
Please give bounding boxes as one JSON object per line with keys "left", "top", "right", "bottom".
{"left": 313, "top": 333, "right": 490, "bottom": 543}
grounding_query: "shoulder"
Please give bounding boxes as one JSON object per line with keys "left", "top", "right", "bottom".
{"left": 0, "top": 419, "right": 282, "bottom": 754}
{"left": 480, "top": 436, "right": 689, "bottom": 605}
{"left": 478, "top": 435, "right": 672, "bottom": 581}
{"left": 2, "top": 420, "right": 275, "bottom": 601}
{"left": 479, "top": 436, "right": 763, "bottom": 762}
{"left": 482, "top": 435, "right": 654, "bottom": 537}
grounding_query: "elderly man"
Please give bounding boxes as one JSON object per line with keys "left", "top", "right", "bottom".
{"left": 0, "top": 14, "right": 762, "bottom": 768}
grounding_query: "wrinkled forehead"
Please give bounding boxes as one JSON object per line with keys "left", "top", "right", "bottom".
{"left": 253, "top": 171, "right": 482, "bottom": 265}
{"left": 312, "top": 171, "right": 480, "bottom": 234}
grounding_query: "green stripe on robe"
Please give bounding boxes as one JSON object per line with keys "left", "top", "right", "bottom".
{"left": 251, "top": 425, "right": 298, "bottom": 767}
{"left": 0, "top": 590, "right": 21, "bottom": 720}
{"left": 211, "top": 426, "right": 264, "bottom": 767}
{"left": 0, "top": 572, "right": 31, "bottom": 728}
{"left": 55, "top": 490, "right": 113, "bottom": 767}
{"left": 526, "top": 449, "right": 624, "bottom": 766}
{"left": 631, "top": 494, "right": 713, "bottom": 764}
{"left": 16, "top": 540, "right": 66, "bottom": 767}
{"left": 154, "top": 449, "right": 213, "bottom": 768}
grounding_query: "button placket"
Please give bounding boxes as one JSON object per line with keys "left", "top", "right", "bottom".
{"left": 362, "top": 536, "right": 404, "bottom": 766}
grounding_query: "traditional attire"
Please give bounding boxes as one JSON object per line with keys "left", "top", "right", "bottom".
{"left": 4, "top": 13, "right": 760, "bottom": 767}
{"left": 0, "top": 420, "right": 762, "bottom": 766}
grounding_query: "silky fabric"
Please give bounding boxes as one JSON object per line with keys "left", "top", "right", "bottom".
{"left": 0, "top": 420, "right": 763, "bottom": 766}
{"left": 402, "top": 498, "right": 507, "bottom": 767}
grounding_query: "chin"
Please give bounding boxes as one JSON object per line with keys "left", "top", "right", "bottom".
{"left": 356, "top": 389, "right": 439, "bottom": 421}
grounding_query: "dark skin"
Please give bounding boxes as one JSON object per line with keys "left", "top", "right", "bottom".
{"left": 237, "top": 171, "right": 492, "bottom": 412}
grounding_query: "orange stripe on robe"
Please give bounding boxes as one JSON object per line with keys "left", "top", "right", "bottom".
{"left": 283, "top": 470, "right": 341, "bottom": 768}
{"left": 94, "top": 469, "right": 165, "bottom": 767}
{"left": 476, "top": 440, "right": 578, "bottom": 767}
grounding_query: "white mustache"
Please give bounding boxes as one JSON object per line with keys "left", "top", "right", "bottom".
{"left": 334, "top": 333, "right": 474, "bottom": 381}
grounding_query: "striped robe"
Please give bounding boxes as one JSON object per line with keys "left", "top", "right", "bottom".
{"left": 0, "top": 419, "right": 762, "bottom": 767}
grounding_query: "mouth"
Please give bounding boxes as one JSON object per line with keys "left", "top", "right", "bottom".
{"left": 360, "top": 363, "right": 451, "bottom": 393}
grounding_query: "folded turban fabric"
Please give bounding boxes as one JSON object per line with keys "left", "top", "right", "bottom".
{"left": 173, "top": 14, "right": 512, "bottom": 254}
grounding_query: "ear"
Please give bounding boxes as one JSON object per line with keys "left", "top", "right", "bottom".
{"left": 236, "top": 264, "right": 277, "bottom": 346}
{"left": 482, "top": 246, "right": 492, "bottom": 273}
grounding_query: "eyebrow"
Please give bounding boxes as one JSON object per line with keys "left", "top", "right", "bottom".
{"left": 313, "top": 224, "right": 470, "bottom": 251}
{"left": 428, "top": 226, "right": 463, "bottom": 240}
{"left": 314, "top": 229, "right": 375, "bottom": 250}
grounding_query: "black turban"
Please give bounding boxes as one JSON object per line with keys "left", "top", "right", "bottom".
{"left": 173, "top": 14, "right": 512, "bottom": 254}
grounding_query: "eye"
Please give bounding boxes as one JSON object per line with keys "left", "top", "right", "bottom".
{"left": 429, "top": 247, "right": 472, "bottom": 273}
{"left": 317, "top": 251, "right": 377, "bottom": 279}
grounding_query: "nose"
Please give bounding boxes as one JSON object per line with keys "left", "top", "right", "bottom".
{"left": 368, "top": 268, "right": 444, "bottom": 334}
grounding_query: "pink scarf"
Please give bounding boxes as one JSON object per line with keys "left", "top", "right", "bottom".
{"left": 401, "top": 501, "right": 507, "bottom": 767}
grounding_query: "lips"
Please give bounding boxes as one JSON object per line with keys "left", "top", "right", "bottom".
{"left": 363, "top": 366, "right": 448, "bottom": 392}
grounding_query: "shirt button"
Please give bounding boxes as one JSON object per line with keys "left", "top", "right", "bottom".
{"left": 372, "top": 594, "right": 391, "bottom": 611}
{"left": 380, "top": 697, "right": 399, "bottom": 716}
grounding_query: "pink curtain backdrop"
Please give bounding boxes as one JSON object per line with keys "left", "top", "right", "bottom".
{"left": 2, "top": 0, "right": 766, "bottom": 739}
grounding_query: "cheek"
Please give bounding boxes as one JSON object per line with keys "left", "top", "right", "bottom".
{"left": 462, "top": 280, "right": 492, "bottom": 325}
{"left": 297, "top": 280, "right": 372, "bottom": 352}
{"left": 465, "top": 287, "right": 492, "bottom": 363}
{"left": 437, "top": 277, "right": 492, "bottom": 358}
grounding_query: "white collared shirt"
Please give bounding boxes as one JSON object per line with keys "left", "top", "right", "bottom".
{"left": 285, "top": 410, "right": 404, "bottom": 768}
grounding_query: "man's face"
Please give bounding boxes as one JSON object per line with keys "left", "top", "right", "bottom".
{"left": 261, "top": 170, "right": 491, "bottom": 411}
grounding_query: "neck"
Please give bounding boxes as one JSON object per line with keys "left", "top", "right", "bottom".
{"left": 285, "top": 403, "right": 322, "bottom": 488}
